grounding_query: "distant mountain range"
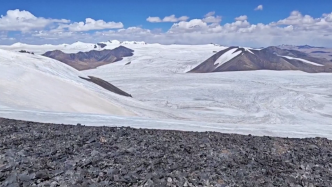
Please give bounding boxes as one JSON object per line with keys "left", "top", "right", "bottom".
{"left": 43, "top": 46, "right": 134, "bottom": 70}
{"left": 278, "top": 44, "right": 326, "bottom": 49}
{"left": 188, "top": 46, "right": 332, "bottom": 73}
{"left": 4, "top": 40, "right": 332, "bottom": 73}
{"left": 278, "top": 45, "right": 332, "bottom": 61}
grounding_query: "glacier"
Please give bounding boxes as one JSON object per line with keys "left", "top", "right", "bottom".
{"left": 0, "top": 41, "right": 332, "bottom": 139}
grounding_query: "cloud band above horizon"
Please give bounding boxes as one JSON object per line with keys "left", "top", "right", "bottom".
{"left": 1, "top": 8, "right": 332, "bottom": 47}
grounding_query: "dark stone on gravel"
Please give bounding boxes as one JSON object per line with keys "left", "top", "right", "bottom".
{"left": 35, "top": 171, "right": 50, "bottom": 180}
{"left": 0, "top": 118, "right": 332, "bottom": 186}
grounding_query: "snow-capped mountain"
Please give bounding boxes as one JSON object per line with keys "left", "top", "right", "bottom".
{"left": 43, "top": 46, "right": 134, "bottom": 70}
{"left": 0, "top": 40, "right": 150, "bottom": 55}
{"left": 188, "top": 46, "right": 332, "bottom": 73}
{"left": 121, "top": 41, "right": 147, "bottom": 45}
{"left": 98, "top": 40, "right": 147, "bottom": 45}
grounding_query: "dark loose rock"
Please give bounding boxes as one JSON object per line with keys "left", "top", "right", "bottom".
{"left": 35, "top": 171, "right": 50, "bottom": 180}
{"left": 0, "top": 118, "right": 332, "bottom": 186}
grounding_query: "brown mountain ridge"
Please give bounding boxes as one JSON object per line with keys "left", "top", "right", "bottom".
{"left": 188, "top": 46, "right": 332, "bottom": 73}
{"left": 43, "top": 46, "right": 134, "bottom": 70}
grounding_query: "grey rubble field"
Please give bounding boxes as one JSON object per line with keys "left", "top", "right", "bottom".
{"left": 0, "top": 118, "right": 332, "bottom": 187}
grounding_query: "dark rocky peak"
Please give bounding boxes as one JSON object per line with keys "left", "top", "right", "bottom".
{"left": 113, "top": 45, "right": 134, "bottom": 52}
{"left": 18, "top": 50, "right": 34, "bottom": 55}
{"left": 97, "top": 43, "right": 107, "bottom": 48}
{"left": 43, "top": 50, "right": 65, "bottom": 56}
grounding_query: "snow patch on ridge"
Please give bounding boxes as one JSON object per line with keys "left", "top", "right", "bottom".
{"left": 241, "top": 47, "right": 255, "bottom": 54}
{"left": 282, "top": 56, "right": 324, "bottom": 66}
{"left": 214, "top": 48, "right": 242, "bottom": 67}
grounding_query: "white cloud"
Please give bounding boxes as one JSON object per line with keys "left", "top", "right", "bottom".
{"left": 146, "top": 15, "right": 189, "bottom": 23}
{"left": 33, "top": 30, "right": 75, "bottom": 39}
{"left": 3, "top": 10, "right": 332, "bottom": 48}
{"left": 205, "top": 11, "right": 216, "bottom": 17}
{"left": 146, "top": 17, "right": 162, "bottom": 23}
{"left": 223, "top": 20, "right": 251, "bottom": 32}
{"left": 0, "top": 9, "right": 123, "bottom": 33}
{"left": 167, "top": 12, "right": 245, "bottom": 34}
{"left": 276, "top": 11, "right": 310, "bottom": 25}
{"left": 111, "top": 11, "right": 332, "bottom": 47}
{"left": 203, "top": 17, "right": 222, "bottom": 23}
{"left": 117, "top": 27, "right": 151, "bottom": 34}
{"left": 324, "top": 12, "right": 332, "bottom": 22}
{"left": 164, "top": 15, "right": 189, "bottom": 22}
{"left": 168, "top": 19, "right": 209, "bottom": 33}
{"left": 202, "top": 16, "right": 222, "bottom": 23}
{"left": 0, "top": 37, "right": 15, "bottom": 42}
{"left": 235, "top": 15, "right": 248, "bottom": 21}
{"left": 60, "top": 18, "right": 123, "bottom": 31}
{"left": 273, "top": 11, "right": 332, "bottom": 32}
{"left": 0, "top": 9, "right": 69, "bottom": 32}
{"left": 0, "top": 32, "right": 14, "bottom": 41}
{"left": 202, "top": 11, "right": 222, "bottom": 23}
{"left": 255, "top": 5, "right": 263, "bottom": 11}
{"left": 0, "top": 31, "right": 6, "bottom": 37}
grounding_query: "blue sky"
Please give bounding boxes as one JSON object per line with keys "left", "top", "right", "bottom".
{"left": 0, "top": 0, "right": 332, "bottom": 46}
{"left": 1, "top": 0, "right": 331, "bottom": 30}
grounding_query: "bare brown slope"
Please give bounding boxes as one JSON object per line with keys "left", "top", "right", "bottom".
{"left": 43, "top": 46, "right": 134, "bottom": 71}
{"left": 215, "top": 49, "right": 298, "bottom": 72}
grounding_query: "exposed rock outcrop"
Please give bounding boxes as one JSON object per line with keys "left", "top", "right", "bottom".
{"left": 80, "top": 76, "right": 132, "bottom": 97}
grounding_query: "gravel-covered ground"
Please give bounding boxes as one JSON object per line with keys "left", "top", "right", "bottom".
{"left": 0, "top": 118, "right": 332, "bottom": 187}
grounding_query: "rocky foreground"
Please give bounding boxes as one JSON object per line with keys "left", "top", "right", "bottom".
{"left": 0, "top": 118, "right": 331, "bottom": 187}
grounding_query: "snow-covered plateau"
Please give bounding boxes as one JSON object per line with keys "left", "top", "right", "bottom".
{"left": 0, "top": 41, "right": 332, "bottom": 139}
